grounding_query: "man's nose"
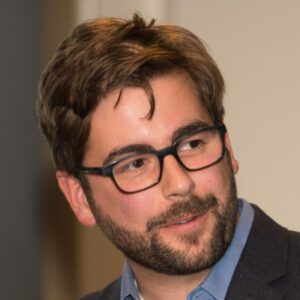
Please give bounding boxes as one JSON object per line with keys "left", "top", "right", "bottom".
{"left": 160, "top": 155, "right": 195, "bottom": 200}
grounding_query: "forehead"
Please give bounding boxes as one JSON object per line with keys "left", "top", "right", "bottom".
{"left": 84, "top": 72, "right": 212, "bottom": 163}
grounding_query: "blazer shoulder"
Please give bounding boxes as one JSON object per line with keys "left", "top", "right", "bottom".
{"left": 286, "top": 229, "right": 300, "bottom": 270}
{"left": 289, "top": 230, "right": 300, "bottom": 245}
{"left": 80, "top": 277, "right": 121, "bottom": 300}
{"left": 226, "top": 204, "right": 300, "bottom": 299}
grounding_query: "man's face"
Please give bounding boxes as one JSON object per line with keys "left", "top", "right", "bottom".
{"left": 73, "top": 72, "right": 239, "bottom": 275}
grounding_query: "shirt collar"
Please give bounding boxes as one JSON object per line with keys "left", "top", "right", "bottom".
{"left": 120, "top": 199, "right": 254, "bottom": 300}
{"left": 120, "top": 262, "right": 141, "bottom": 300}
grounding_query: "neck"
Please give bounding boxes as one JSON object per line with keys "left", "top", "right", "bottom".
{"left": 128, "top": 259, "right": 210, "bottom": 300}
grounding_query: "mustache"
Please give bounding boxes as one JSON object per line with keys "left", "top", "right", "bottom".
{"left": 146, "top": 195, "right": 217, "bottom": 232}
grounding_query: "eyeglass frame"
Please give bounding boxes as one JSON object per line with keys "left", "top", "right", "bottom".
{"left": 79, "top": 124, "right": 227, "bottom": 194}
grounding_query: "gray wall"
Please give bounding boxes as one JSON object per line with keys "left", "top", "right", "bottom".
{"left": 0, "top": 1, "right": 42, "bottom": 299}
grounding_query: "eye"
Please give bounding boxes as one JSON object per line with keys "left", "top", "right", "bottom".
{"left": 126, "top": 158, "right": 145, "bottom": 170}
{"left": 188, "top": 139, "right": 203, "bottom": 148}
{"left": 114, "top": 154, "right": 154, "bottom": 175}
{"left": 180, "top": 138, "right": 205, "bottom": 151}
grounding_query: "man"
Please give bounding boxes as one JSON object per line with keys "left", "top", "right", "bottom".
{"left": 37, "top": 14, "right": 300, "bottom": 300}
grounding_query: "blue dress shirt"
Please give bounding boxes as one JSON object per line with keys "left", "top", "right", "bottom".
{"left": 120, "top": 199, "right": 254, "bottom": 300}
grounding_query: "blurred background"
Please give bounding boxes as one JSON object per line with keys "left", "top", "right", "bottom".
{"left": 1, "top": 0, "right": 299, "bottom": 299}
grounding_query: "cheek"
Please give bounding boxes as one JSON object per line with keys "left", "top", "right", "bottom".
{"left": 191, "top": 161, "right": 232, "bottom": 199}
{"left": 87, "top": 176, "right": 163, "bottom": 230}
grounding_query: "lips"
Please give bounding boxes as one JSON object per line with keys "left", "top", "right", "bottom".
{"left": 161, "top": 208, "right": 209, "bottom": 229}
{"left": 146, "top": 195, "right": 217, "bottom": 233}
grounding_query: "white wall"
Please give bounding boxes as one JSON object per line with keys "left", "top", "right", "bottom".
{"left": 167, "top": 1, "right": 300, "bottom": 230}
{"left": 74, "top": 0, "right": 300, "bottom": 228}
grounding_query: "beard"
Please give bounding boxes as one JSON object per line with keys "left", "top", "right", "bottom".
{"left": 83, "top": 157, "right": 238, "bottom": 275}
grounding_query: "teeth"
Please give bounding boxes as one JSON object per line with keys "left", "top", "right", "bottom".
{"left": 178, "top": 220, "right": 189, "bottom": 224}
{"left": 176, "top": 217, "right": 194, "bottom": 224}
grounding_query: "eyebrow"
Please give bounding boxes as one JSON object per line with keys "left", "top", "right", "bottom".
{"left": 103, "top": 144, "right": 154, "bottom": 165}
{"left": 171, "top": 120, "right": 212, "bottom": 143}
{"left": 103, "top": 120, "right": 212, "bottom": 165}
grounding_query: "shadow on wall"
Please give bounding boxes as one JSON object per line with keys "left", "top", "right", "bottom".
{"left": 41, "top": 164, "right": 82, "bottom": 299}
{"left": 40, "top": 157, "right": 124, "bottom": 299}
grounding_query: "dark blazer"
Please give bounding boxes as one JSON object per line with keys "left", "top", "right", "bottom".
{"left": 81, "top": 205, "right": 300, "bottom": 300}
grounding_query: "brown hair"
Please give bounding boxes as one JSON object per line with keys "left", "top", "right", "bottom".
{"left": 37, "top": 14, "right": 225, "bottom": 176}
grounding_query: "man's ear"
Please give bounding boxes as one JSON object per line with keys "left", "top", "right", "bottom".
{"left": 224, "top": 132, "right": 239, "bottom": 174}
{"left": 56, "top": 171, "right": 96, "bottom": 227}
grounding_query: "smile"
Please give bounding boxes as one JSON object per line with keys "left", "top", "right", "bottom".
{"left": 160, "top": 208, "right": 210, "bottom": 232}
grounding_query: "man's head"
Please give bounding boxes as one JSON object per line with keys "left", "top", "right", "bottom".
{"left": 37, "top": 14, "right": 239, "bottom": 275}
{"left": 38, "top": 14, "right": 225, "bottom": 177}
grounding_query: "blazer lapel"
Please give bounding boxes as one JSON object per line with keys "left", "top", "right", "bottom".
{"left": 226, "top": 205, "right": 288, "bottom": 300}
{"left": 225, "top": 263, "right": 283, "bottom": 300}
{"left": 99, "top": 278, "right": 121, "bottom": 300}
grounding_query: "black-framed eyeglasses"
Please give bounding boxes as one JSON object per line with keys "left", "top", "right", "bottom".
{"left": 79, "top": 124, "right": 227, "bottom": 194}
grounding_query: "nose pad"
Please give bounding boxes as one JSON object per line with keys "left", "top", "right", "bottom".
{"left": 161, "top": 155, "right": 195, "bottom": 199}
